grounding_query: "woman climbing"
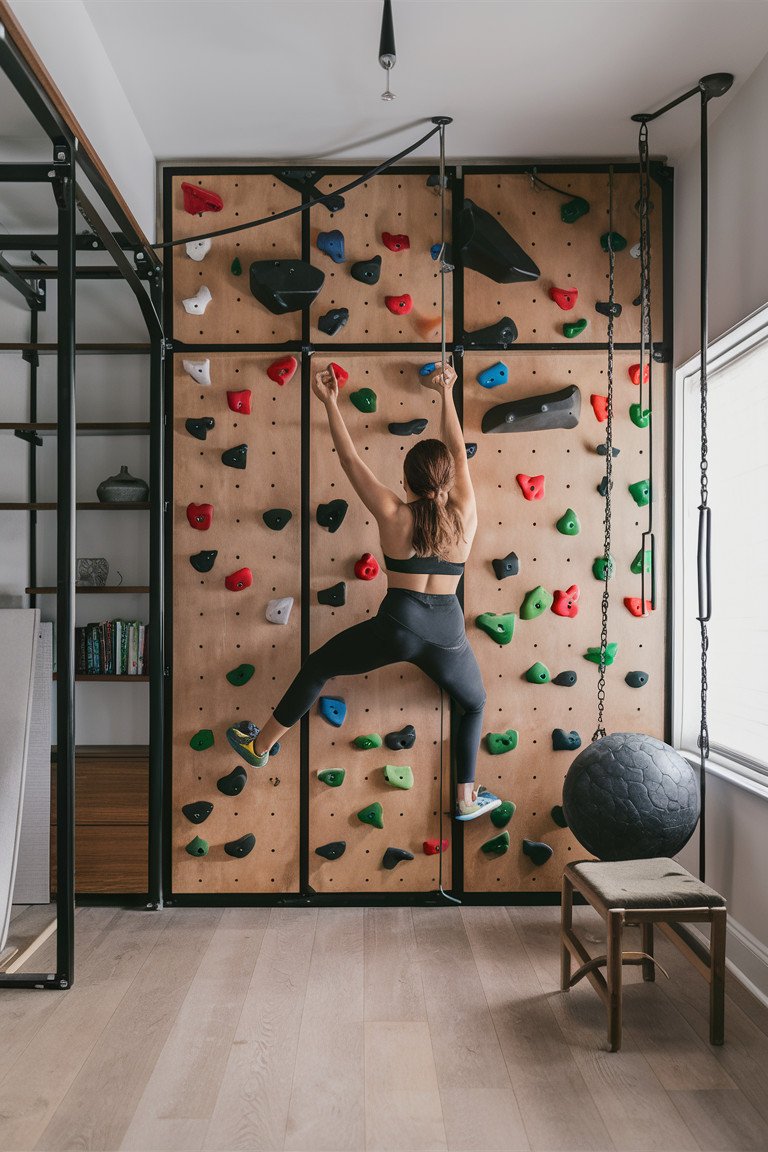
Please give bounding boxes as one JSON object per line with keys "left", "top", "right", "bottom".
{"left": 227, "top": 360, "right": 499, "bottom": 821}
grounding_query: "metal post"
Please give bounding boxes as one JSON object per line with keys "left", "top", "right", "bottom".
{"left": 27, "top": 311, "right": 39, "bottom": 608}
{"left": 147, "top": 267, "right": 165, "bottom": 909}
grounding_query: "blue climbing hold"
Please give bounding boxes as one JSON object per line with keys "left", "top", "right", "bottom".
{"left": 419, "top": 362, "right": 437, "bottom": 377}
{"left": 319, "top": 696, "right": 347, "bottom": 727}
{"left": 477, "top": 362, "right": 509, "bottom": 389}
{"left": 430, "top": 242, "right": 452, "bottom": 262}
{"left": 317, "top": 229, "right": 345, "bottom": 263}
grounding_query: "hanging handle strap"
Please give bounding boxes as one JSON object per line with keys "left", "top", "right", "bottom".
{"left": 696, "top": 504, "right": 712, "bottom": 622}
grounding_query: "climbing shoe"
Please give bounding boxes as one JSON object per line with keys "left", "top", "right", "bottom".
{"left": 455, "top": 787, "right": 502, "bottom": 822}
{"left": 226, "top": 721, "right": 269, "bottom": 767}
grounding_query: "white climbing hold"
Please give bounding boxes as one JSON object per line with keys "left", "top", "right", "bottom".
{"left": 182, "top": 358, "right": 211, "bottom": 386}
{"left": 630, "top": 242, "right": 641, "bottom": 260}
{"left": 186, "top": 237, "right": 212, "bottom": 261}
{"left": 182, "top": 285, "right": 212, "bottom": 314}
{"left": 266, "top": 596, "right": 294, "bottom": 625}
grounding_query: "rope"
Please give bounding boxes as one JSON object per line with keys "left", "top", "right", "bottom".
{"left": 526, "top": 169, "right": 574, "bottom": 200}
{"left": 637, "top": 123, "right": 656, "bottom": 612}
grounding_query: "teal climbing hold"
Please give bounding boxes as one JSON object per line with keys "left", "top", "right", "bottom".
{"left": 525, "top": 662, "right": 551, "bottom": 684}
{"left": 231, "top": 257, "right": 242, "bottom": 276}
{"left": 481, "top": 832, "right": 510, "bottom": 855}
{"left": 354, "top": 733, "right": 382, "bottom": 750}
{"left": 592, "top": 554, "right": 615, "bottom": 581}
{"left": 552, "top": 728, "right": 582, "bottom": 751}
{"left": 383, "top": 764, "right": 414, "bottom": 790}
{"left": 631, "top": 548, "right": 652, "bottom": 575}
{"left": 520, "top": 585, "right": 553, "bottom": 620}
{"left": 185, "top": 835, "right": 209, "bottom": 857}
{"left": 485, "top": 729, "right": 518, "bottom": 755}
{"left": 625, "top": 670, "right": 649, "bottom": 688}
{"left": 475, "top": 611, "right": 516, "bottom": 645}
{"left": 190, "top": 729, "right": 214, "bottom": 751}
{"left": 561, "top": 196, "right": 589, "bottom": 223}
{"left": 318, "top": 769, "right": 345, "bottom": 787}
{"left": 551, "top": 804, "right": 568, "bottom": 828}
{"left": 523, "top": 839, "right": 553, "bottom": 865}
{"left": 490, "top": 800, "right": 516, "bottom": 828}
{"left": 226, "top": 663, "right": 255, "bottom": 687}
{"left": 629, "top": 479, "right": 651, "bottom": 507}
{"left": 564, "top": 319, "right": 588, "bottom": 338}
{"left": 319, "top": 696, "right": 346, "bottom": 726}
{"left": 584, "top": 642, "right": 618, "bottom": 665}
{"left": 600, "top": 231, "right": 627, "bottom": 252}
{"left": 630, "top": 403, "right": 651, "bottom": 429}
{"left": 556, "top": 508, "right": 580, "bottom": 536}
{"left": 350, "top": 388, "right": 377, "bottom": 413}
{"left": 358, "top": 802, "right": 384, "bottom": 828}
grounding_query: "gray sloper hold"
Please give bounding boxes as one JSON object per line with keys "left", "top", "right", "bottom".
{"left": 551, "top": 805, "right": 568, "bottom": 828}
{"left": 492, "top": 552, "right": 519, "bottom": 580}
{"left": 217, "top": 765, "right": 248, "bottom": 796}
{"left": 597, "top": 476, "right": 610, "bottom": 497}
{"left": 317, "top": 581, "right": 346, "bottom": 607}
{"left": 482, "top": 385, "right": 581, "bottom": 434}
{"left": 189, "top": 549, "right": 217, "bottom": 573}
{"left": 249, "top": 259, "right": 325, "bottom": 315}
{"left": 553, "top": 670, "right": 578, "bottom": 687}
{"left": 595, "top": 300, "right": 623, "bottom": 317}
{"left": 388, "top": 419, "right": 428, "bottom": 436}
{"left": 315, "top": 840, "right": 346, "bottom": 860}
{"left": 464, "top": 316, "right": 518, "bottom": 348}
{"left": 262, "top": 508, "right": 292, "bottom": 530}
{"left": 523, "top": 839, "right": 554, "bottom": 866}
{"left": 221, "top": 443, "right": 248, "bottom": 469}
{"left": 350, "top": 255, "right": 382, "bottom": 284}
{"left": 626, "top": 670, "right": 649, "bottom": 688}
{"left": 385, "top": 724, "right": 416, "bottom": 750}
{"left": 382, "top": 847, "right": 415, "bottom": 870}
{"left": 185, "top": 417, "right": 215, "bottom": 441}
{"left": 182, "top": 801, "right": 213, "bottom": 824}
{"left": 318, "top": 307, "right": 349, "bottom": 336}
{"left": 459, "top": 200, "right": 540, "bottom": 283}
{"left": 552, "top": 728, "right": 582, "bottom": 752}
{"left": 225, "top": 833, "right": 256, "bottom": 858}
{"left": 596, "top": 444, "right": 620, "bottom": 457}
{"left": 316, "top": 499, "right": 348, "bottom": 532}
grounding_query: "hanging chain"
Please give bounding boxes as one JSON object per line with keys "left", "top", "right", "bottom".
{"left": 638, "top": 122, "right": 656, "bottom": 612}
{"left": 594, "top": 167, "right": 616, "bottom": 741}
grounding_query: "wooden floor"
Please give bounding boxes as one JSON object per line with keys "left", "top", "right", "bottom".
{"left": 1, "top": 903, "right": 768, "bottom": 1151}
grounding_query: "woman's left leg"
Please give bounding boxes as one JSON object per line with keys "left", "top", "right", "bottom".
{"left": 412, "top": 637, "right": 487, "bottom": 796}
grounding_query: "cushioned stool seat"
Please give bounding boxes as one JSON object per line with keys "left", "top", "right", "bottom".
{"left": 561, "top": 857, "right": 727, "bottom": 1052}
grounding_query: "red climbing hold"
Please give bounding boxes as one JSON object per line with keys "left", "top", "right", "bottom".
{"left": 227, "top": 389, "right": 251, "bottom": 414}
{"left": 381, "top": 232, "right": 410, "bottom": 252}
{"left": 186, "top": 503, "right": 213, "bottom": 531}
{"left": 354, "top": 552, "right": 380, "bottom": 581}
{"left": 267, "top": 355, "right": 297, "bottom": 385}
{"left": 590, "top": 394, "right": 609, "bottom": 422}
{"left": 385, "top": 294, "right": 414, "bottom": 315}
{"left": 552, "top": 585, "right": 580, "bottom": 618}
{"left": 624, "top": 596, "right": 653, "bottom": 617}
{"left": 423, "top": 838, "right": 449, "bottom": 856}
{"left": 549, "top": 286, "right": 579, "bottom": 311}
{"left": 225, "top": 567, "right": 253, "bottom": 592}
{"left": 516, "top": 473, "right": 545, "bottom": 501}
{"left": 628, "top": 363, "right": 650, "bottom": 386}
{"left": 329, "top": 362, "right": 348, "bottom": 388}
{"left": 181, "top": 181, "right": 223, "bottom": 215}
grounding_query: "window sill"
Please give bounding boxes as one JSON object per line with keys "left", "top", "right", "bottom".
{"left": 680, "top": 747, "right": 768, "bottom": 803}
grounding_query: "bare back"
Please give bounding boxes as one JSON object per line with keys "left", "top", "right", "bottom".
{"left": 376, "top": 496, "right": 477, "bottom": 594}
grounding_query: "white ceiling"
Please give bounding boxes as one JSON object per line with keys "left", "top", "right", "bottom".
{"left": 80, "top": 0, "right": 768, "bottom": 164}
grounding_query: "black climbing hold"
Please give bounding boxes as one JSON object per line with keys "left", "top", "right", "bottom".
{"left": 465, "top": 443, "right": 477, "bottom": 459}
{"left": 217, "top": 765, "right": 248, "bottom": 796}
{"left": 277, "top": 168, "right": 345, "bottom": 212}
{"left": 595, "top": 301, "right": 623, "bottom": 318}
{"left": 318, "top": 307, "right": 349, "bottom": 336}
{"left": 597, "top": 475, "right": 610, "bottom": 497}
{"left": 551, "top": 805, "right": 568, "bottom": 828}
{"left": 249, "top": 259, "right": 325, "bottom": 315}
{"left": 561, "top": 196, "right": 590, "bottom": 224}
{"left": 464, "top": 316, "right": 519, "bottom": 348}
{"left": 316, "top": 498, "right": 348, "bottom": 533}
{"left": 426, "top": 173, "right": 448, "bottom": 190}
{"left": 189, "top": 550, "right": 218, "bottom": 573}
{"left": 552, "top": 728, "right": 582, "bottom": 752}
{"left": 350, "top": 255, "right": 382, "bottom": 284}
{"left": 315, "top": 840, "right": 347, "bottom": 861}
{"left": 522, "top": 839, "right": 553, "bottom": 866}
{"left": 553, "top": 670, "right": 578, "bottom": 687}
{"left": 317, "top": 581, "right": 346, "bottom": 607}
{"left": 492, "top": 552, "right": 519, "bottom": 580}
{"left": 625, "top": 670, "right": 649, "bottom": 688}
{"left": 185, "top": 417, "right": 215, "bottom": 441}
{"left": 482, "top": 384, "right": 581, "bottom": 435}
{"left": 388, "top": 419, "right": 428, "bottom": 436}
{"left": 459, "top": 200, "right": 540, "bottom": 283}
{"left": 263, "top": 508, "right": 292, "bottom": 531}
{"left": 182, "top": 801, "right": 213, "bottom": 824}
{"left": 382, "top": 847, "right": 415, "bottom": 870}
{"left": 225, "top": 832, "right": 256, "bottom": 858}
{"left": 221, "top": 443, "right": 248, "bottom": 469}
{"left": 385, "top": 724, "right": 416, "bottom": 751}
{"left": 596, "top": 444, "right": 620, "bottom": 457}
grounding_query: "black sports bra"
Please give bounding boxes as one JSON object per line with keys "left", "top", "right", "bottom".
{"left": 383, "top": 553, "right": 465, "bottom": 576}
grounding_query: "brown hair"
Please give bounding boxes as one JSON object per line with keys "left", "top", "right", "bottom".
{"left": 403, "top": 439, "right": 464, "bottom": 560}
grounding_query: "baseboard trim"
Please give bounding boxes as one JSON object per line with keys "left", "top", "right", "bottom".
{"left": 688, "top": 914, "right": 768, "bottom": 1009}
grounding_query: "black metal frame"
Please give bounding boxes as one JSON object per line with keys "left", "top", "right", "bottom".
{"left": 161, "top": 157, "right": 674, "bottom": 907}
{"left": 0, "top": 14, "right": 165, "bottom": 987}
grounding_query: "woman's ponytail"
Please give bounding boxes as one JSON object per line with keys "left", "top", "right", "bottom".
{"left": 403, "top": 440, "right": 464, "bottom": 560}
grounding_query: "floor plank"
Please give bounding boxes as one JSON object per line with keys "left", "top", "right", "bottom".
{"left": 670, "top": 1088, "right": 768, "bottom": 1150}
{"left": 364, "top": 1021, "right": 447, "bottom": 1151}
{"left": 364, "top": 907, "right": 427, "bottom": 1024}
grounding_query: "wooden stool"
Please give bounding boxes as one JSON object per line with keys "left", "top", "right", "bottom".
{"left": 561, "top": 857, "right": 727, "bottom": 1052}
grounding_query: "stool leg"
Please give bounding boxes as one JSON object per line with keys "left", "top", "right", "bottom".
{"left": 710, "top": 907, "right": 727, "bottom": 1045}
{"left": 607, "top": 910, "right": 623, "bottom": 1051}
{"left": 641, "top": 922, "right": 655, "bottom": 982}
{"left": 561, "top": 873, "right": 573, "bottom": 990}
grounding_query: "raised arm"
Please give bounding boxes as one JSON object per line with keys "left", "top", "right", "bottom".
{"left": 422, "top": 361, "right": 476, "bottom": 513}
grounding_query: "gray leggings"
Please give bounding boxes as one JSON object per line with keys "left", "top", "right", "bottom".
{"left": 273, "top": 588, "right": 486, "bottom": 784}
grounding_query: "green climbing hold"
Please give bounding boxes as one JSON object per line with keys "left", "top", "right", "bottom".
{"left": 190, "top": 729, "right": 214, "bottom": 751}
{"left": 350, "top": 387, "right": 377, "bottom": 413}
{"left": 475, "top": 611, "right": 516, "bottom": 645}
{"left": 354, "top": 733, "right": 383, "bottom": 750}
{"left": 185, "top": 835, "right": 209, "bottom": 857}
{"left": 226, "top": 663, "right": 255, "bottom": 687}
{"left": 520, "top": 585, "right": 553, "bottom": 620}
{"left": 561, "top": 196, "right": 589, "bottom": 224}
{"left": 231, "top": 256, "right": 242, "bottom": 276}
{"left": 556, "top": 508, "right": 580, "bottom": 536}
{"left": 629, "top": 479, "right": 651, "bottom": 507}
{"left": 491, "top": 800, "right": 516, "bottom": 828}
{"left": 383, "top": 764, "right": 414, "bottom": 790}
{"left": 600, "top": 231, "right": 627, "bottom": 252}
{"left": 630, "top": 403, "right": 651, "bottom": 429}
{"left": 584, "top": 642, "right": 618, "bottom": 665}
{"left": 318, "top": 769, "right": 345, "bottom": 787}
{"left": 358, "top": 802, "right": 384, "bottom": 828}
{"left": 525, "top": 661, "right": 551, "bottom": 684}
{"left": 563, "top": 318, "right": 588, "bottom": 339}
{"left": 592, "top": 554, "right": 615, "bottom": 581}
{"left": 485, "top": 729, "right": 518, "bottom": 755}
{"left": 481, "top": 831, "right": 510, "bottom": 855}
{"left": 551, "top": 804, "right": 568, "bottom": 828}
{"left": 630, "top": 548, "right": 652, "bottom": 575}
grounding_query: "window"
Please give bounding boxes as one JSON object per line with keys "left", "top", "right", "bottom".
{"left": 674, "top": 305, "right": 768, "bottom": 781}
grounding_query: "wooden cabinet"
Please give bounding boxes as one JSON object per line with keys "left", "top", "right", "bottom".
{"left": 50, "top": 745, "right": 149, "bottom": 894}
